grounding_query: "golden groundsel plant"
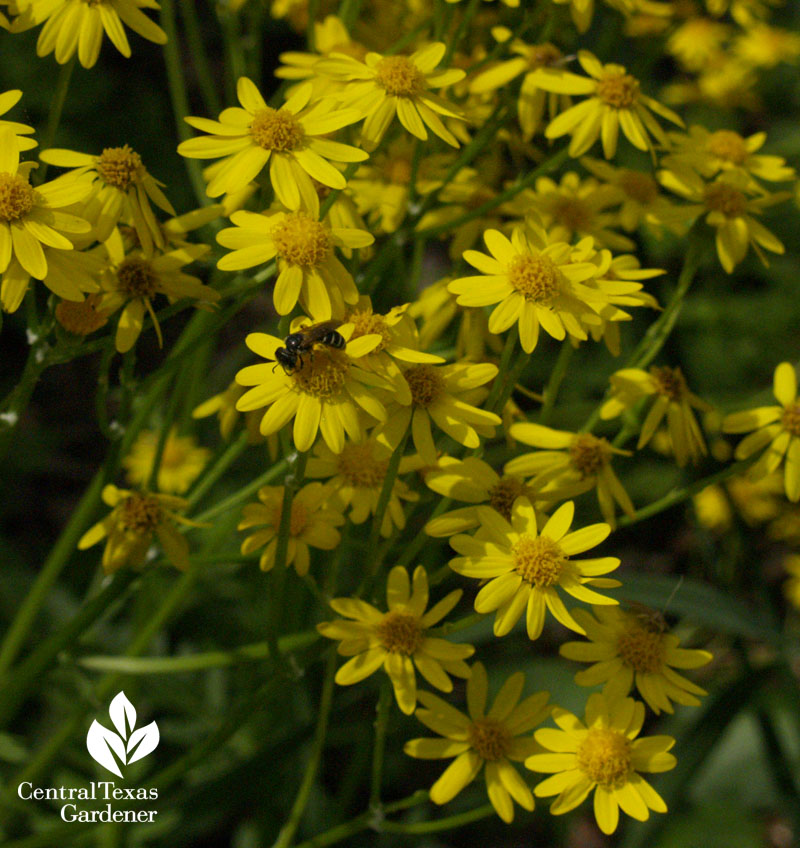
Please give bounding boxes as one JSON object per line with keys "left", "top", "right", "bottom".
{"left": 2, "top": 0, "right": 799, "bottom": 844}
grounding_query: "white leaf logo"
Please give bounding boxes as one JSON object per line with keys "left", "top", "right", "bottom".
{"left": 86, "top": 691, "right": 159, "bottom": 777}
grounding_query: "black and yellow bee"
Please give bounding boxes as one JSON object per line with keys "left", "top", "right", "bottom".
{"left": 271, "top": 320, "right": 346, "bottom": 373}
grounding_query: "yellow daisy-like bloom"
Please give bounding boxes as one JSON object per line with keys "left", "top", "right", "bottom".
{"left": 662, "top": 126, "right": 795, "bottom": 191}
{"left": 376, "top": 361, "right": 502, "bottom": 466}
{"left": 404, "top": 662, "right": 551, "bottom": 822}
{"left": 533, "top": 50, "right": 684, "bottom": 159}
{"left": 39, "top": 144, "right": 176, "bottom": 256}
{"left": 722, "top": 362, "right": 800, "bottom": 501}
{"left": 450, "top": 498, "right": 621, "bottom": 640}
{"left": 318, "top": 565, "right": 474, "bottom": 714}
{"left": 506, "top": 173, "right": 635, "bottom": 253}
{"left": 216, "top": 207, "right": 373, "bottom": 320}
{"left": 122, "top": 428, "right": 211, "bottom": 495}
{"left": 97, "top": 232, "right": 218, "bottom": 353}
{"left": 560, "top": 606, "right": 713, "bottom": 714}
{"left": 666, "top": 16, "right": 730, "bottom": 72}
{"left": 600, "top": 366, "right": 712, "bottom": 466}
{"left": 177, "top": 79, "right": 367, "bottom": 210}
{"left": 658, "top": 168, "right": 788, "bottom": 273}
{"left": 306, "top": 436, "right": 419, "bottom": 536}
{"left": 234, "top": 328, "right": 388, "bottom": 454}
{"left": 0, "top": 133, "right": 92, "bottom": 287}
{"left": 0, "top": 90, "right": 37, "bottom": 152}
{"left": 470, "top": 41, "right": 569, "bottom": 140}
{"left": 449, "top": 224, "right": 605, "bottom": 354}
{"left": 238, "top": 482, "right": 344, "bottom": 575}
{"left": 782, "top": 554, "right": 800, "bottom": 612}
{"left": 423, "top": 455, "right": 541, "bottom": 537}
{"left": 77, "top": 485, "right": 198, "bottom": 574}
{"left": 734, "top": 24, "right": 800, "bottom": 68}
{"left": 315, "top": 42, "right": 466, "bottom": 149}
{"left": 506, "top": 424, "right": 635, "bottom": 528}
{"left": 11, "top": 0, "right": 167, "bottom": 68}
{"left": 526, "top": 693, "right": 676, "bottom": 834}
{"left": 192, "top": 382, "right": 264, "bottom": 444}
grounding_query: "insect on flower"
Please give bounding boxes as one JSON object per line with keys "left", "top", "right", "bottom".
{"left": 270, "top": 320, "right": 346, "bottom": 374}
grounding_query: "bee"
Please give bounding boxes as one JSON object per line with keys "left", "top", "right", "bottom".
{"left": 271, "top": 320, "right": 346, "bottom": 373}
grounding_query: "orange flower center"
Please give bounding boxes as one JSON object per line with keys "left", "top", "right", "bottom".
{"left": 272, "top": 499, "right": 310, "bottom": 536}
{"left": 348, "top": 308, "right": 392, "bottom": 352}
{"left": 706, "top": 130, "right": 748, "bottom": 165}
{"left": 116, "top": 257, "right": 158, "bottom": 298}
{"left": 271, "top": 213, "right": 333, "bottom": 267}
{"left": 512, "top": 534, "right": 566, "bottom": 586}
{"left": 250, "top": 107, "right": 305, "bottom": 152}
{"left": 617, "top": 619, "right": 665, "bottom": 673}
{"left": 577, "top": 728, "right": 632, "bottom": 788}
{"left": 374, "top": 55, "right": 426, "bottom": 96}
{"left": 55, "top": 295, "right": 109, "bottom": 336}
{"left": 375, "top": 610, "right": 423, "bottom": 654}
{"left": 468, "top": 717, "right": 512, "bottom": 761}
{"left": 569, "top": 433, "right": 611, "bottom": 478}
{"left": 508, "top": 253, "right": 560, "bottom": 303}
{"left": 120, "top": 494, "right": 163, "bottom": 534}
{"left": 336, "top": 442, "right": 388, "bottom": 488}
{"left": 552, "top": 196, "right": 592, "bottom": 231}
{"left": 291, "top": 347, "right": 348, "bottom": 399}
{"left": 404, "top": 364, "right": 445, "bottom": 407}
{"left": 488, "top": 476, "right": 533, "bottom": 520}
{"left": 96, "top": 145, "right": 143, "bottom": 189}
{"left": 0, "top": 172, "right": 35, "bottom": 222}
{"left": 782, "top": 404, "right": 800, "bottom": 437}
{"left": 618, "top": 169, "right": 659, "bottom": 204}
{"left": 526, "top": 42, "right": 562, "bottom": 69}
{"left": 650, "top": 365, "right": 687, "bottom": 401}
{"left": 703, "top": 183, "right": 747, "bottom": 218}
{"left": 596, "top": 72, "right": 640, "bottom": 108}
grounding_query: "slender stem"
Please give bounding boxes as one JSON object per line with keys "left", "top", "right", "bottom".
{"left": 492, "top": 344, "right": 530, "bottom": 415}
{"left": 539, "top": 341, "right": 574, "bottom": 425}
{"left": 147, "top": 373, "right": 181, "bottom": 491}
{"left": 186, "top": 431, "right": 250, "bottom": 508}
{"left": 35, "top": 57, "right": 76, "bottom": 183}
{"left": 0, "top": 341, "right": 51, "bottom": 462}
{"left": 369, "top": 680, "right": 393, "bottom": 808}
{"left": 484, "top": 326, "right": 519, "bottom": 412}
{"left": 271, "top": 649, "right": 338, "bottom": 848}
{"left": 160, "top": 0, "right": 209, "bottom": 205}
{"left": 336, "top": 0, "right": 364, "bottom": 30}
{"left": 192, "top": 458, "right": 288, "bottom": 522}
{"left": 179, "top": 0, "right": 222, "bottom": 115}
{"left": 380, "top": 804, "right": 494, "bottom": 834}
{"left": 442, "top": 0, "right": 481, "bottom": 65}
{"left": 395, "top": 498, "right": 450, "bottom": 569}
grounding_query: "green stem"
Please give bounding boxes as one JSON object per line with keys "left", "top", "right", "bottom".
{"left": 160, "top": 0, "right": 209, "bottom": 205}
{"left": 192, "top": 458, "right": 288, "bottom": 522}
{"left": 179, "top": 0, "right": 222, "bottom": 115}
{"left": 271, "top": 649, "right": 338, "bottom": 848}
{"left": 483, "top": 325, "right": 519, "bottom": 412}
{"left": 539, "top": 341, "right": 574, "bottom": 425}
{"left": 147, "top": 373, "right": 181, "bottom": 491}
{"left": 0, "top": 341, "right": 52, "bottom": 462}
{"left": 35, "top": 57, "right": 76, "bottom": 183}
{"left": 186, "top": 431, "right": 250, "bottom": 508}
{"left": 369, "top": 680, "right": 393, "bottom": 808}
{"left": 380, "top": 804, "right": 494, "bottom": 834}
{"left": 442, "top": 0, "right": 481, "bottom": 65}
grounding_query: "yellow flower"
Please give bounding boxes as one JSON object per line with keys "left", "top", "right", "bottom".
{"left": 0, "top": 132, "right": 92, "bottom": 288}
{"left": 316, "top": 42, "right": 466, "bottom": 149}
{"left": 12, "top": 0, "right": 167, "bottom": 68}
{"left": 192, "top": 382, "right": 264, "bottom": 443}
{"left": 78, "top": 485, "right": 198, "bottom": 574}
{"left": 734, "top": 24, "right": 800, "bottom": 68}
{"left": 97, "top": 231, "right": 218, "bottom": 353}
{"left": 216, "top": 207, "right": 373, "bottom": 320}
{"left": 404, "top": 662, "right": 551, "bottom": 822}
{"left": 506, "top": 424, "right": 635, "bottom": 527}
{"left": 238, "top": 482, "right": 344, "bottom": 575}
{"left": 600, "top": 366, "right": 712, "bottom": 466}
{"left": 178, "top": 79, "right": 367, "bottom": 210}
{"left": 0, "top": 89, "right": 37, "bottom": 151}
{"left": 122, "top": 428, "right": 211, "bottom": 495}
{"left": 560, "top": 605, "right": 712, "bottom": 714}
{"left": 449, "top": 224, "right": 605, "bottom": 354}
{"left": 658, "top": 168, "right": 788, "bottom": 273}
{"left": 526, "top": 693, "right": 676, "bottom": 834}
{"left": 39, "top": 144, "right": 176, "bottom": 255}
{"left": 306, "top": 436, "right": 419, "bottom": 536}
{"left": 533, "top": 50, "right": 684, "bottom": 159}
{"left": 376, "top": 361, "right": 502, "bottom": 465}
{"left": 470, "top": 41, "right": 569, "bottom": 140}
{"left": 234, "top": 327, "right": 388, "bottom": 453}
{"left": 723, "top": 362, "right": 800, "bottom": 501}
{"left": 318, "top": 565, "right": 473, "bottom": 714}
{"left": 666, "top": 16, "right": 730, "bottom": 72}
{"left": 423, "top": 455, "right": 541, "bottom": 537}
{"left": 450, "top": 498, "right": 620, "bottom": 640}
